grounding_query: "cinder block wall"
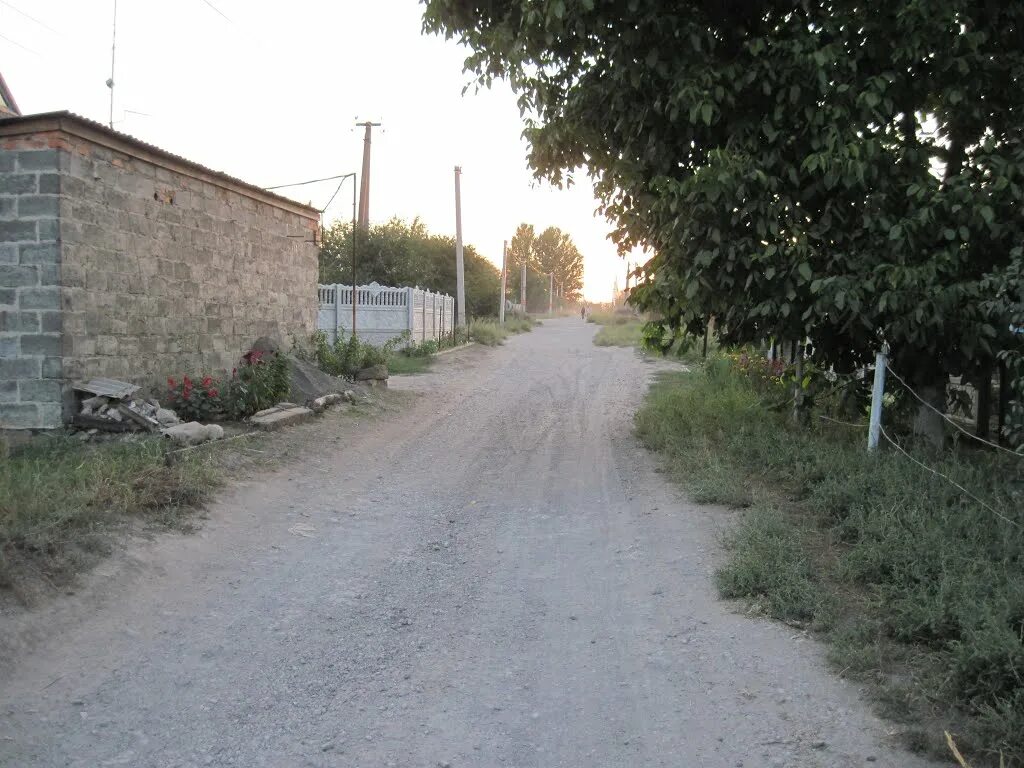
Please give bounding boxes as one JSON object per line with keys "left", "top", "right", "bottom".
{"left": 0, "top": 115, "right": 320, "bottom": 429}
{"left": 0, "top": 147, "right": 64, "bottom": 428}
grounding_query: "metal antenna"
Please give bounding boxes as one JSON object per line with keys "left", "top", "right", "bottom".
{"left": 107, "top": 0, "right": 117, "bottom": 129}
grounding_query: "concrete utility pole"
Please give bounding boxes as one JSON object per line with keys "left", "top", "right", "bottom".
{"left": 499, "top": 239, "right": 508, "bottom": 324}
{"left": 454, "top": 166, "right": 466, "bottom": 327}
{"left": 548, "top": 272, "right": 554, "bottom": 315}
{"left": 356, "top": 121, "right": 381, "bottom": 228}
{"left": 520, "top": 261, "right": 527, "bottom": 309}
{"left": 107, "top": 0, "right": 117, "bottom": 129}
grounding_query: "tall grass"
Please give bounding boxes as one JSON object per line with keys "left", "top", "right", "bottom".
{"left": 636, "top": 364, "right": 1024, "bottom": 765}
{"left": 468, "top": 317, "right": 534, "bottom": 346}
{"left": 0, "top": 436, "right": 219, "bottom": 596}
{"left": 593, "top": 321, "right": 644, "bottom": 347}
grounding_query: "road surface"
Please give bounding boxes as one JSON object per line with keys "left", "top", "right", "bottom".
{"left": 0, "top": 318, "right": 936, "bottom": 767}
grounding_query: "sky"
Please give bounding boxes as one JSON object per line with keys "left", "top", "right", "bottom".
{"left": 0, "top": 0, "right": 629, "bottom": 301}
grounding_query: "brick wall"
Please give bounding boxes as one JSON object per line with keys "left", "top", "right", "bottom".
{"left": 0, "top": 147, "right": 64, "bottom": 428}
{"left": 0, "top": 114, "right": 320, "bottom": 429}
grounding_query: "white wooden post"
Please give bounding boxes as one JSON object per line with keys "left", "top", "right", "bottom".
{"left": 868, "top": 347, "right": 888, "bottom": 451}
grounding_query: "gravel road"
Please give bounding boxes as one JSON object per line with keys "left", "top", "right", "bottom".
{"left": 0, "top": 318, "right": 939, "bottom": 768}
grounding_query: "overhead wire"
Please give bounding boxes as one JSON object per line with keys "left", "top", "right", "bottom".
{"left": 884, "top": 363, "right": 1021, "bottom": 458}
{"left": 0, "top": 0, "right": 60, "bottom": 35}
{"left": 879, "top": 425, "right": 1020, "bottom": 530}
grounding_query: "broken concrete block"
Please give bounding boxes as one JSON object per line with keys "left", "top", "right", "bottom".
{"left": 161, "top": 422, "right": 224, "bottom": 446}
{"left": 155, "top": 408, "right": 179, "bottom": 426}
{"left": 309, "top": 393, "right": 344, "bottom": 413}
{"left": 250, "top": 406, "right": 313, "bottom": 430}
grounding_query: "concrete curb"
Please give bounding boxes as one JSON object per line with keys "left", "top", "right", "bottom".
{"left": 433, "top": 342, "right": 476, "bottom": 358}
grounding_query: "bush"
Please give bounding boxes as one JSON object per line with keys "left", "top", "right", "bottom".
{"left": 636, "top": 363, "right": 1024, "bottom": 762}
{"left": 309, "top": 331, "right": 400, "bottom": 378}
{"left": 468, "top": 319, "right": 508, "bottom": 346}
{"left": 165, "top": 348, "right": 290, "bottom": 422}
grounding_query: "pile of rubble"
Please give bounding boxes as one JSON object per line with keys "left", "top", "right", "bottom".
{"left": 74, "top": 379, "right": 180, "bottom": 433}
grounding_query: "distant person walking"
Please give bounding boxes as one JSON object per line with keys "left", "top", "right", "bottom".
{"left": 580, "top": 305, "right": 587, "bottom": 320}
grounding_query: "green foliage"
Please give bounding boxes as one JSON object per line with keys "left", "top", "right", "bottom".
{"left": 424, "top": 0, "right": 1024, "bottom": 403}
{"left": 320, "top": 217, "right": 499, "bottom": 319}
{"left": 309, "top": 331, "right": 402, "bottom": 379}
{"left": 505, "top": 223, "right": 584, "bottom": 312}
{"left": 0, "top": 436, "right": 217, "bottom": 591}
{"left": 635, "top": 366, "right": 1024, "bottom": 762}
{"left": 467, "top": 319, "right": 507, "bottom": 346}
{"left": 166, "top": 349, "right": 291, "bottom": 422}
{"left": 593, "top": 321, "right": 643, "bottom": 347}
{"left": 225, "top": 350, "right": 290, "bottom": 419}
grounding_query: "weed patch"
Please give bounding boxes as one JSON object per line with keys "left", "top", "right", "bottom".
{"left": 636, "top": 367, "right": 1024, "bottom": 765}
{"left": 593, "top": 321, "right": 644, "bottom": 347}
{"left": 0, "top": 436, "right": 219, "bottom": 598}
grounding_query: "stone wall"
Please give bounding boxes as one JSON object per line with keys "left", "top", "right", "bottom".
{"left": 0, "top": 113, "right": 320, "bottom": 429}
{"left": 0, "top": 147, "right": 64, "bottom": 428}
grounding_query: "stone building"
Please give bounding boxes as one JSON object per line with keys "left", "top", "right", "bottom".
{"left": 0, "top": 111, "right": 320, "bottom": 429}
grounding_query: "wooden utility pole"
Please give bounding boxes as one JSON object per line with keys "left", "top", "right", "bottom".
{"left": 520, "top": 262, "right": 527, "bottom": 310}
{"left": 454, "top": 166, "right": 466, "bottom": 327}
{"left": 548, "top": 272, "right": 554, "bottom": 315}
{"left": 356, "top": 121, "right": 381, "bottom": 228}
{"left": 499, "top": 239, "right": 508, "bottom": 324}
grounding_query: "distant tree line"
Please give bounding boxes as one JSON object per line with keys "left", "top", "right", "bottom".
{"left": 319, "top": 218, "right": 500, "bottom": 319}
{"left": 505, "top": 223, "right": 585, "bottom": 314}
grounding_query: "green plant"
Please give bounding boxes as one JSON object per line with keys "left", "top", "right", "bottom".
{"left": 226, "top": 349, "right": 290, "bottom": 419}
{"left": 468, "top": 319, "right": 508, "bottom": 346}
{"left": 166, "top": 375, "right": 223, "bottom": 422}
{"left": 634, "top": 365, "right": 1024, "bottom": 763}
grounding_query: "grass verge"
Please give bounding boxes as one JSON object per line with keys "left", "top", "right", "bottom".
{"left": 0, "top": 435, "right": 220, "bottom": 600}
{"left": 636, "top": 365, "right": 1024, "bottom": 766}
{"left": 594, "top": 321, "right": 644, "bottom": 347}
{"left": 468, "top": 317, "right": 534, "bottom": 346}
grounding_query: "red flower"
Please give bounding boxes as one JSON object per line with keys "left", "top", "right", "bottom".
{"left": 183, "top": 375, "right": 192, "bottom": 389}
{"left": 244, "top": 349, "right": 264, "bottom": 365}
{"left": 167, "top": 377, "right": 176, "bottom": 389}
{"left": 201, "top": 375, "right": 213, "bottom": 387}
{"left": 207, "top": 388, "right": 218, "bottom": 398}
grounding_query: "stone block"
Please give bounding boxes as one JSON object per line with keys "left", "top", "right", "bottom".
{"left": 0, "top": 174, "right": 36, "bottom": 194}
{"left": 18, "top": 195, "right": 59, "bottom": 218}
{"left": 0, "top": 288, "right": 13, "bottom": 307}
{"left": 21, "top": 334, "right": 61, "bottom": 356}
{"left": 20, "top": 287, "right": 59, "bottom": 310}
{"left": 37, "top": 218, "right": 59, "bottom": 242}
{"left": 0, "top": 245, "right": 15, "bottom": 264}
{"left": 19, "top": 379, "right": 62, "bottom": 402}
{"left": 250, "top": 405, "right": 314, "bottom": 430}
{"left": 37, "top": 402, "right": 63, "bottom": 428}
{"left": 0, "top": 380, "right": 16, "bottom": 403}
{"left": 0, "top": 311, "right": 39, "bottom": 333}
{"left": 0, "top": 266, "right": 37, "bottom": 288}
{"left": 38, "top": 173, "right": 60, "bottom": 194}
{"left": 0, "top": 357, "right": 40, "bottom": 379}
{"left": 40, "top": 311, "right": 61, "bottom": 332}
{"left": 0, "top": 197, "right": 13, "bottom": 219}
{"left": 0, "top": 153, "right": 13, "bottom": 173}
{"left": 0, "top": 220, "right": 36, "bottom": 243}
{"left": 41, "top": 357, "right": 62, "bottom": 378}
{"left": 17, "top": 149, "right": 58, "bottom": 171}
{"left": 0, "top": 337, "right": 17, "bottom": 357}
{"left": 0, "top": 403, "right": 40, "bottom": 429}
{"left": 19, "top": 243, "right": 59, "bottom": 265}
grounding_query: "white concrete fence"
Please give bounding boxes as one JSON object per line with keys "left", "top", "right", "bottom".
{"left": 317, "top": 282, "right": 455, "bottom": 347}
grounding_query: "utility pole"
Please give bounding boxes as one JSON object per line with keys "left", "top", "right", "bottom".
{"left": 107, "top": 0, "right": 117, "bottom": 129}
{"left": 520, "top": 261, "right": 527, "bottom": 310}
{"left": 454, "top": 166, "right": 466, "bottom": 327}
{"left": 356, "top": 121, "right": 381, "bottom": 228}
{"left": 868, "top": 346, "right": 889, "bottom": 451}
{"left": 499, "top": 239, "right": 508, "bottom": 324}
{"left": 548, "top": 272, "right": 554, "bottom": 315}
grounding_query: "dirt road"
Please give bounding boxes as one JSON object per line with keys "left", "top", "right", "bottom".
{"left": 0, "top": 319, "right": 936, "bottom": 767}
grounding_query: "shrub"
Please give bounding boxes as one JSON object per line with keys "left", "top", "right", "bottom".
{"left": 468, "top": 319, "right": 508, "bottom": 346}
{"left": 166, "top": 375, "right": 222, "bottom": 422}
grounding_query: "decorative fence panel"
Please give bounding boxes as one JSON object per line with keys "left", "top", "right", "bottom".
{"left": 317, "top": 282, "right": 455, "bottom": 347}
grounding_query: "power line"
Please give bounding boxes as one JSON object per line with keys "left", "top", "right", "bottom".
{"left": 199, "top": 0, "right": 232, "bottom": 23}
{"left": 266, "top": 174, "right": 350, "bottom": 190}
{"left": 0, "top": 30, "right": 40, "bottom": 56}
{"left": 884, "top": 363, "right": 1021, "bottom": 458}
{"left": 0, "top": 0, "right": 60, "bottom": 35}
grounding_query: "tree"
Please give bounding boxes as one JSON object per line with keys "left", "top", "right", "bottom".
{"left": 320, "top": 217, "right": 500, "bottom": 319}
{"left": 424, "top": 0, "right": 1024, "bottom": 442}
{"left": 532, "top": 226, "right": 584, "bottom": 302}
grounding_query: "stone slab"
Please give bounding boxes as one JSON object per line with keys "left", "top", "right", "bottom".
{"left": 250, "top": 406, "right": 314, "bottom": 430}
